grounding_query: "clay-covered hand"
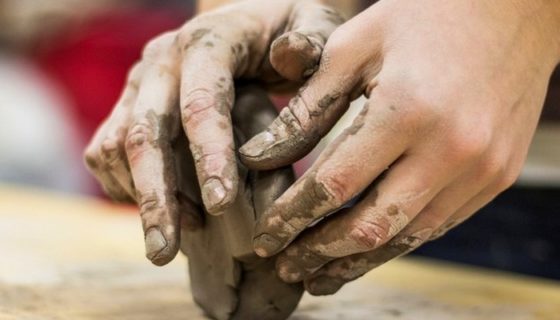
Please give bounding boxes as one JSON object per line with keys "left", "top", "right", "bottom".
{"left": 83, "top": 0, "right": 343, "bottom": 266}
{"left": 240, "top": 0, "right": 560, "bottom": 294}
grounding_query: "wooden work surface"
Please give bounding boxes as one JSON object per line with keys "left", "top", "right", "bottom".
{"left": 1, "top": 185, "right": 559, "bottom": 319}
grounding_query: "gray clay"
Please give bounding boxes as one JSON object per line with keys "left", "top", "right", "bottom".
{"left": 173, "top": 86, "right": 304, "bottom": 320}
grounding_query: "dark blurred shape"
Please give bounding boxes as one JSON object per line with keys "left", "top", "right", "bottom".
{"left": 542, "top": 67, "right": 560, "bottom": 122}
{"left": 414, "top": 186, "right": 560, "bottom": 280}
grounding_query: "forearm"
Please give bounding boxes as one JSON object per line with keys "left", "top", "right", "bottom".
{"left": 196, "top": 0, "right": 362, "bottom": 17}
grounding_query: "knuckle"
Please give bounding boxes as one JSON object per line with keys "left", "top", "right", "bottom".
{"left": 278, "top": 103, "right": 306, "bottom": 135}
{"left": 83, "top": 147, "right": 101, "bottom": 171}
{"left": 125, "top": 121, "right": 157, "bottom": 152}
{"left": 314, "top": 174, "right": 352, "bottom": 208}
{"left": 176, "top": 22, "right": 216, "bottom": 50}
{"left": 276, "top": 94, "right": 313, "bottom": 135}
{"left": 349, "top": 216, "right": 391, "bottom": 250}
{"left": 142, "top": 32, "right": 175, "bottom": 60}
{"left": 139, "top": 193, "right": 162, "bottom": 215}
{"left": 99, "top": 137, "right": 123, "bottom": 166}
{"left": 191, "top": 143, "right": 234, "bottom": 165}
{"left": 143, "top": 33, "right": 179, "bottom": 68}
{"left": 142, "top": 39, "right": 164, "bottom": 60}
{"left": 476, "top": 153, "right": 507, "bottom": 181}
{"left": 381, "top": 72, "right": 436, "bottom": 106}
{"left": 401, "top": 92, "right": 449, "bottom": 131}
{"left": 444, "top": 128, "right": 491, "bottom": 163}
{"left": 181, "top": 89, "right": 219, "bottom": 126}
{"left": 374, "top": 87, "right": 440, "bottom": 134}
{"left": 493, "top": 158, "right": 524, "bottom": 193}
{"left": 493, "top": 170, "right": 519, "bottom": 194}
{"left": 126, "top": 62, "right": 144, "bottom": 86}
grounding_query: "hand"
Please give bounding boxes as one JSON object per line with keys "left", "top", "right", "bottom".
{"left": 84, "top": 0, "right": 344, "bottom": 265}
{"left": 241, "top": 0, "right": 560, "bottom": 294}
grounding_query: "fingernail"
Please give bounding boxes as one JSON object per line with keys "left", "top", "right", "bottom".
{"left": 239, "top": 131, "right": 276, "bottom": 158}
{"left": 306, "top": 276, "right": 344, "bottom": 296}
{"left": 254, "top": 234, "right": 282, "bottom": 257}
{"left": 277, "top": 260, "right": 303, "bottom": 283}
{"left": 202, "top": 178, "right": 226, "bottom": 213}
{"left": 145, "top": 228, "right": 167, "bottom": 262}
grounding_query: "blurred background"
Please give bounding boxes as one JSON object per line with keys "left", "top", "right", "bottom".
{"left": 0, "top": 0, "right": 558, "bottom": 282}
{"left": 0, "top": 0, "right": 193, "bottom": 194}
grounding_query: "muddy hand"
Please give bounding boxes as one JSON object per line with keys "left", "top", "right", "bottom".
{"left": 244, "top": 0, "right": 560, "bottom": 292}
{"left": 84, "top": 0, "right": 343, "bottom": 266}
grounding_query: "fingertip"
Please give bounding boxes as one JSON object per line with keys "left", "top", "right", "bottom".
{"left": 239, "top": 131, "right": 306, "bottom": 171}
{"left": 239, "top": 130, "right": 275, "bottom": 157}
{"left": 238, "top": 131, "right": 287, "bottom": 170}
{"left": 201, "top": 178, "right": 226, "bottom": 212}
{"left": 240, "top": 87, "right": 343, "bottom": 170}
{"left": 201, "top": 177, "right": 238, "bottom": 215}
{"left": 304, "top": 276, "right": 344, "bottom": 296}
{"left": 145, "top": 227, "right": 179, "bottom": 266}
{"left": 276, "top": 258, "right": 304, "bottom": 283}
{"left": 253, "top": 233, "right": 282, "bottom": 257}
{"left": 270, "top": 31, "right": 322, "bottom": 82}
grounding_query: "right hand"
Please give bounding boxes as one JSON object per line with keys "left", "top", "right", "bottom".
{"left": 83, "top": 0, "right": 343, "bottom": 266}
{"left": 240, "top": 0, "right": 560, "bottom": 294}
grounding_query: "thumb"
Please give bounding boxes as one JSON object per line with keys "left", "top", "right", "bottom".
{"left": 270, "top": 1, "right": 344, "bottom": 82}
{"left": 239, "top": 50, "right": 354, "bottom": 170}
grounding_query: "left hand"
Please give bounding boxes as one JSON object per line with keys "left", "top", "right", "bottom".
{"left": 83, "top": 0, "right": 344, "bottom": 266}
{"left": 240, "top": 0, "right": 560, "bottom": 294}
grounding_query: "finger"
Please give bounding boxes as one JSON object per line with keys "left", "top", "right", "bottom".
{"left": 303, "top": 164, "right": 505, "bottom": 295}
{"left": 273, "top": 146, "right": 479, "bottom": 282}
{"left": 177, "top": 25, "right": 261, "bottom": 215}
{"left": 84, "top": 63, "right": 144, "bottom": 201}
{"left": 252, "top": 97, "right": 411, "bottom": 258}
{"left": 429, "top": 150, "right": 519, "bottom": 240}
{"left": 231, "top": 85, "right": 296, "bottom": 217}
{"left": 238, "top": 77, "right": 353, "bottom": 171}
{"left": 239, "top": 14, "right": 384, "bottom": 170}
{"left": 270, "top": 2, "right": 344, "bottom": 81}
{"left": 125, "top": 34, "right": 183, "bottom": 266}
{"left": 430, "top": 186, "right": 504, "bottom": 241}
{"left": 302, "top": 230, "right": 429, "bottom": 296}
{"left": 239, "top": 42, "right": 366, "bottom": 170}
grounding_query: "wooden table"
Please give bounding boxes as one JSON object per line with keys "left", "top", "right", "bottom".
{"left": 1, "top": 185, "right": 559, "bottom": 319}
